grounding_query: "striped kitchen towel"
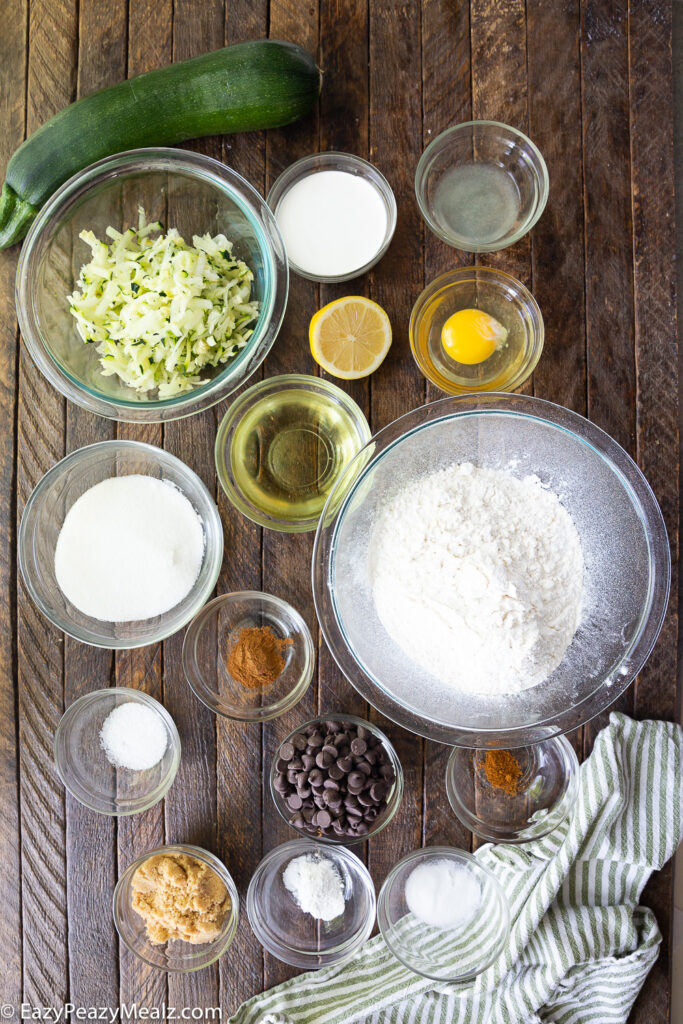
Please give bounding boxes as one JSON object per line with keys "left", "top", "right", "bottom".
{"left": 230, "top": 713, "right": 683, "bottom": 1024}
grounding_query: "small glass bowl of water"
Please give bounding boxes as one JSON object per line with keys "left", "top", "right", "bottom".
{"left": 415, "top": 121, "right": 549, "bottom": 252}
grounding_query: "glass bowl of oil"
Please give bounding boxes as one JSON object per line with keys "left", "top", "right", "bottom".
{"left": 415, "top": 120, "right": 548, "bottom": 252}
{"left": 215, "top": 374, "right": 371, "bottom": 532}
{"left": 409, "top": 266, "right": 544, "bottom": 394}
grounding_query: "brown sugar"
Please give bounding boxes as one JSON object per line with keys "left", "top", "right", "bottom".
{"left": 131, "top": 852, "right": 230, "bottom": 945}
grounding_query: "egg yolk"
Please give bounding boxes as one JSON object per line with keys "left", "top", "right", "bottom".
{"left": 440, "top": 309, "right": 508, "bottom": 365}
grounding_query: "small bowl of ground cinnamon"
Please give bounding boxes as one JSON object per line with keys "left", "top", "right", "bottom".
{"left": 182, "top": 591, "right": 315, "bottom": 722}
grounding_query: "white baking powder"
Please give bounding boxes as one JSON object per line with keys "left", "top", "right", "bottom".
{"left": 404, "top": 859, "right": 481, "bottom": 930}
{"left": 54, "top": 474, "right": 205, "bottom": 622}
{"left": 370, "top": 463, "right": 584, "bottom": 695}
{"left": 283, "top": 853, "right": 346, "bottom": 922}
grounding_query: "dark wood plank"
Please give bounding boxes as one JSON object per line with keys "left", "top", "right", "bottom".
{"left": 627, "top": 3, "right": 678, "bottom": 1021}
{"left": 61, "top": 0, "right": 123, "bottom": 1007}
{"left": 16, "top": 0, "right": 76, "bottom": 1006}
{"left": 114, "top": 0, "right": 172, "bottom": 1013}
{"left": 580, "top": 0, "right": 636, "bottom": 743}
{"left": 367, "top": 0, "right": 425, "bottom": 889}
{"left": 0, "top": 0, "right": 26, "bottom": 1009}
{"left": 420, "top": 0, "right": 473, "bottom": 851}
{"left": 261, "top": 0, "right": 320, "bottom": 989}
{"left": 215, "top": 0, "right": 269, "bottom": 1014}
{"left": 162, "top": 0, "right": 224, "bottom": 1014}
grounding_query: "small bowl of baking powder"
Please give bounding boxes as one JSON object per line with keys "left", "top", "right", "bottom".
{"left": 247, "top": 838, "right": 376, "bottom": 968}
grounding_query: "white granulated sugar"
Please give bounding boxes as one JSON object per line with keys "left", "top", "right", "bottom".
{"left": 54, "top": 474, "right": 205, "bottom": 622}
{"left": 283, "top": 853, "right": 346, "bottom": 922}
{"left": 404, "top": 859, "right": 480, "bottom": 930}
{"left": 100, "top": 701, "right": 169, "bottom": 770}
{"left": 370, "top": 463, "right": 584, "bottom": 695}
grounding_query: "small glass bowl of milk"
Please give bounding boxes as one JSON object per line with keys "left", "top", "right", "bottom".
{"left": 267, "top": 152, "right": 397, "bottom": 283}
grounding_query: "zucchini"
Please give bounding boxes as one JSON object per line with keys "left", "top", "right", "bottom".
{"left": 0, "top": 39, "right": 321, "bottom": 249}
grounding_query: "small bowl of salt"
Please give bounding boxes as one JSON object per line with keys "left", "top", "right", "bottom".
{"left": 54, "top": 686, "right": 181, "bottom": 815}
{"left": 377, "top": 846, "right": 509, "bottom": 982}
{"left": 246, "top": 838, "right": 376, "bottom": 969}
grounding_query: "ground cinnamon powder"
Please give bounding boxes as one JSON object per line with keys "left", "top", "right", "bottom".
{"left": 227, "top": 625, "right": 292, "bottom": 689}
{"left": 480, "top": 749, "right": 523, "bottom": 796}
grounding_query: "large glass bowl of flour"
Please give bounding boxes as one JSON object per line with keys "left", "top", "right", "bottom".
{"left": 312, "top": 394, "right": 670, "bottom": 747}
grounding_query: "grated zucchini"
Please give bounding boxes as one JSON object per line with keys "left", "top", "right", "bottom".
{"left": 67, "top": 207, "right": 260, "bottom": 398}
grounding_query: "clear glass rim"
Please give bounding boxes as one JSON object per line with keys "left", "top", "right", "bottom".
{"left": 215, "top": 373, "right": 372, "bottom": 533}
{"left": 377, "top": 845, "right": 510, "bottom": 982}
{"left": 18, "top": 439, "right": 224, "bottom": 648}
{"left": 113, "top": 843, "right": 239, "bottom": 972}
{"left": 53, "top": 686, "right": 181, "bottom": 815}
{"left": 16, "top": 148, "right": 289, "bottom": 422}
{"left": 246, "top": 837, "right": 376, "bottom": 967}
{"left": 408, "top": 266, "right": 545, "bottom": 395}
{"left": 415, "top": 120, "right": 550, "bottom": 253}
{"left": 268, "top": 712, "right": 404, "bottom": 845}
{"left": 181, "top": 590, "right": 315, "bottom": 722}
{"left": 445, "top": 735, "right": 580, "bottom": 843}
{"left": 266, "top": 150, "right": 398, "bottom": 283}
{"left": 312, "top": 393, "right": 671, "bottom": 747}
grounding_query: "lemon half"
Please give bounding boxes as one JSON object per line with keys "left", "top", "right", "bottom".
{"left": 309, "top": 296, "right": 392, "bottom": 379}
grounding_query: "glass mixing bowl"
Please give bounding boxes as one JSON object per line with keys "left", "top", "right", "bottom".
{"left": 16, "top": 148, "right": 288, "bottom": 422}
{"left": 18, "top": 440, "right": 223, "bottom": 648}
{"left": 312, "top": 394, "right": 670, "bottom": 748}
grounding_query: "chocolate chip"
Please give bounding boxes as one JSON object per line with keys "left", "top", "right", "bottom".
{"left": 337, "top": 756, "right": 353, "bottom": 773}
{"left": 351, "top": 738, "right": 367, "bottom": 756}
{"left": 292, "top": 732, "right": 308, "bottom": 751}
{"left": 281, "top": 741, "right": 295, "bottom": 761}
{"left": 276, "top": 757, "right": 289, "bottom": 773}
{"left": 308, "top": 731, "right": 324, "bottom": 747}
{"left": 301, "top": 753, "right": 316, "bottom": 770}
{"left": 328, "top": 764, "right": 344, "bottom": 780}
{"left": 316, "top": 810, "right": 331, "bottom": 828}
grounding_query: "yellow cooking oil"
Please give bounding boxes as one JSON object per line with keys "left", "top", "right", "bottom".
{"left": 230, "top": 387, "right": 364, "bottom": 523}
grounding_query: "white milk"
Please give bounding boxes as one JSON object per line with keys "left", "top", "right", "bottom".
{"left": 275, "top": 170, "right": 388, "bottom": 277}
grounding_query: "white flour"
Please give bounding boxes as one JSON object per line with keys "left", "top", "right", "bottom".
{"left": 370, "top": 463, "right": 584, "bottom": 695}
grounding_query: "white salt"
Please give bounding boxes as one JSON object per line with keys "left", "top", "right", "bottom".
{"left": 54, "top": 474, "right": 205, "bottom": 622}
{"left": 404, "top": 858, "right": 481, "bottom": 930}
{"left": 275, "top": 170, "right": 388, "bottom": 277}
{"left": 100, "top": 701, "right": 168, "bottom": 770}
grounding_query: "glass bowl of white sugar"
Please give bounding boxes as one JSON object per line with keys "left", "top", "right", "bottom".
{"left": 54, "top": 686, "right": 181, "bottom": 815}
{"left": 246, "top": 838, "right": 376, "bottom": 969}
{"left": 18, "top": 439, "right": 223, "bottom": 648}
{"left": 267, "top": 152, "right": 397, "bottom": 283}
{"left": 377, "top": 847, "right": 509, "bottom": 982}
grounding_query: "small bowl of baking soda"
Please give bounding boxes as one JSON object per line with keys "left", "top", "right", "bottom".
{"left": 377, "top": 846, "right": 509, "bottom": 982}
{"left": 54, "top": 686, "right": 181, "bottom": 815}
{"left": 247, "top": 838, "right": 376, "bottom": 968}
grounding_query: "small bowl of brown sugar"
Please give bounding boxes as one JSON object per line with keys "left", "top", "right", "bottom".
{"left": 113, "top": 844, "right": 239, "bottom": 972}
{"left": 182, "top": 591, "right": 315, "bottom": 722}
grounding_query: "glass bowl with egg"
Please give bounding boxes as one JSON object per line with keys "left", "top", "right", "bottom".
{"left": 113, "top": 844, "right": 239, "bottom": 972}
{"left": 16, "top": 148, "right": 288, "bottom": 422}
{"left": 18, "top": 439, "right": 223, "bottom": 648}
{"left": 409, "top": 266, "right": 544, "bottom": 394}
{"left": 54, "top": 686, "right": 181, "bottom": 815}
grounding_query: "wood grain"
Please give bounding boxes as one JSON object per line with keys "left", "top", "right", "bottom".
{"left": 0, "top": 0, "right": 26, "bottom": 1010}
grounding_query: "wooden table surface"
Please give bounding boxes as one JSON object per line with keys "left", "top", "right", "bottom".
{"left": 0, "top": 0, "right": 679, "bottom": 1021}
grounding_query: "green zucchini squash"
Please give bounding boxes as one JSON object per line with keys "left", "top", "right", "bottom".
{"left": 0, "top": 39, "right": 321, "bottom": 249}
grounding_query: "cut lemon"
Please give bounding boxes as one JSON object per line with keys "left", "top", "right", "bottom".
{"left": 309, "top": 296, "right": 392, "bottom": 379}
{"left": 441, "top": 308, "right": 508, "bottom": 365}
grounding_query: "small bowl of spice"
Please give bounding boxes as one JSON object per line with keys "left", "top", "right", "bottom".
{"left": 113, "top": 843, "right": 239, "bottom": 972}
{"left": 246, "top": 838, "right": 376, "bottom": 968}
{"left": 182, "top": 591, "right": 315, "bottom": 722}
{"left": 377, "top": 846, "right": 510, "bottom": 982}
{"left": 54, "top": 686, "right": 181, "bottom": 815}
{"left": 270, "top": 713, "right": 403, "bottom": 844}
{"left": 445, "top": 736, "right": 580, "bottom": 843}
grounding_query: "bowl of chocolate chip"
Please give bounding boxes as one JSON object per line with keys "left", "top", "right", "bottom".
{"left": 270, "top": 713, "right": 404, "bottom": 845}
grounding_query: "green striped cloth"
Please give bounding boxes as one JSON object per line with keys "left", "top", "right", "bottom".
{"left": 230, "top": 713, "right": 682, "bottom": 1024}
